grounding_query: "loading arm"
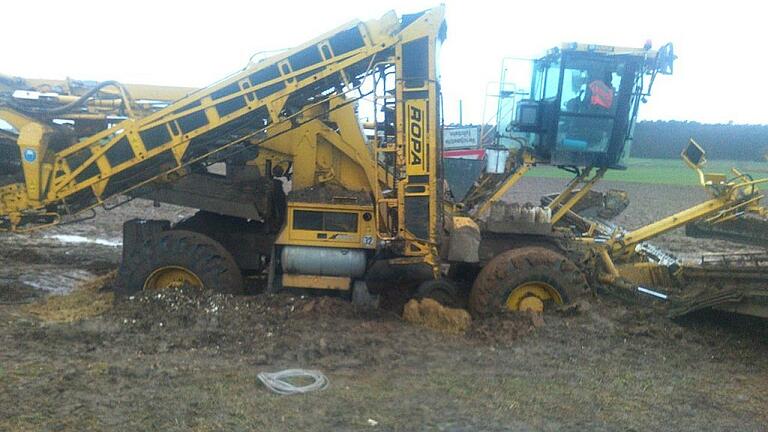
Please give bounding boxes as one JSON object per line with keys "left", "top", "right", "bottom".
{"left": 589, "top": 140, "right": 768, "bottom": 274}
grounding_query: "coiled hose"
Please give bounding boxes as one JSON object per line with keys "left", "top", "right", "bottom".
{"left": 257, "top": 369, "right": 329, "bottom": 395}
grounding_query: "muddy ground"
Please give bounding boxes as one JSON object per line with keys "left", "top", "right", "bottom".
{"left": 1, "top": 178, "right": 767, "bottom": 431}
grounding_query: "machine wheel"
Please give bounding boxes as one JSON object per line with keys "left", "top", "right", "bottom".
{"left": 115, "top": 230, "right": 244, "bottom": 295}
{"left": 415, "top": 279, "right": 461, "bottom": 308}
{"left": 468, "top": 246, "right": 588, "bottom": 316}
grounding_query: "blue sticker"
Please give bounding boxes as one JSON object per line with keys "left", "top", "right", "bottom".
{"left": 23, "top": 148, "right": 36, "bottom": 163}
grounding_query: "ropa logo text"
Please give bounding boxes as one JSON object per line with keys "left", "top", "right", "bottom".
{"left": 409, "top": 106, "right": 424, "bottom": 166}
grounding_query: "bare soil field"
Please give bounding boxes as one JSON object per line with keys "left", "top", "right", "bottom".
{"left": 1, "top": 179, "right": 767, "bottom": 431}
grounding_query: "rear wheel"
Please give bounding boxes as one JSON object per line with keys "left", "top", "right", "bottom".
{"left": 415, "top": 279, "right": 462, "bottom": 308}
{"left": 115, "top": 230, "right": 244, "bottom": 295}
{"left": 468, "top": 246, "right": 589, "bottom": 316}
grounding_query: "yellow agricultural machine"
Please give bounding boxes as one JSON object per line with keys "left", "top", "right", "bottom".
{"left": 1, "top": 6, "right": 765, "bottom": 318}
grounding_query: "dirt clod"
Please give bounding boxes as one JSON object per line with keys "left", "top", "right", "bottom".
{"left": 403, "top": 297, "right": 472, "bottom": 334}
{"left": 22, "top": 271, "right": 116, "bottom": 322}
{"left": 557, "top": 298, "right": 592, "bottom": 316}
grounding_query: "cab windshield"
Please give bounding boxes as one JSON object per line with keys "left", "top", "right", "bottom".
{"left": 530, "top": 51, "right": 641, "bottom": 168}
{"left": 557, "top": 57, "right": 623, "bottom": 158}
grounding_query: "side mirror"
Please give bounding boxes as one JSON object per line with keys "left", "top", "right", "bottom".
{"left": 682, "top": 139, "right": 706, "bottom": 169}
{"left": 656, "top": 43, "right": 675, "bottom": 75}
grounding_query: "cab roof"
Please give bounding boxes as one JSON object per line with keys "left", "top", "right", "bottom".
{"left": 553, "top": 42, "right": 659, "bottom": 59}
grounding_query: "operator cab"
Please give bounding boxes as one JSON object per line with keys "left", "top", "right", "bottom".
{"left": 511, "top": 43, "right": 674, "bottom": 169}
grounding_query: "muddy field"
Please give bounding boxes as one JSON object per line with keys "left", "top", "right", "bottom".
{"left": 1, "top": 179, "right": 767, "bottom": 431}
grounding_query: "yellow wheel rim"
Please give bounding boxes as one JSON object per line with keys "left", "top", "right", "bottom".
{"left": 144, "top": 266, "right": 204, "bottom": 290}
{"left": 505, "top": 281, "right": 563, "bottom": 312}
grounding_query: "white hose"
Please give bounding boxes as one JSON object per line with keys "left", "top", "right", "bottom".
{"left": 257, "top": 369, "right": 329, "bottom": 395}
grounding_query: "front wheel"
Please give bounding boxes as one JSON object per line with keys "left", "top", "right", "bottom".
{"left": 114, "top": 230, "right": 244, "bottom": 295}
{"left": 468, "top": 246, "right": 589, "bottom": 316}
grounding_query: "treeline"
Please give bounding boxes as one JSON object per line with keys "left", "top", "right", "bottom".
{"left": 632, "top": 121, "right": 768, "bottom": 161}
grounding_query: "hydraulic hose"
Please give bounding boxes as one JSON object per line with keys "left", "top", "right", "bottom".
{"left": 11, "top": 80, "right": 136, "bottom": 117}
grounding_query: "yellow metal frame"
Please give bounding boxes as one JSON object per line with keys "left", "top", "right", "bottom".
{"left": 473, "top": 153, "right": 534, "bottom": 218}
{"left": 392, "top": 8, "right": 446, "bottom": 273}
{"left": 546, "top": 167, "right": 606, "bottom": 224}
{"left": 281, "top": 274, "right": 351, "bottom": 290}
{"left": 276, "top": 201, "right": 377, "bottom": 250}
{"left": 587, "top": 141, "right": 768, "bottom": 283}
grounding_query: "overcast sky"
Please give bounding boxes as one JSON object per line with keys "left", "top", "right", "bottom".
{"left": 2, "top": 0, "right": 765, "bottom": 125}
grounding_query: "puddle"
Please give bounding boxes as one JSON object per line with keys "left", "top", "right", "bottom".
{"left": 46, "top": 234, "right": 122, "bottom": 247}
{"left": 18, "top": 268, "right": 97, "bottom": 295}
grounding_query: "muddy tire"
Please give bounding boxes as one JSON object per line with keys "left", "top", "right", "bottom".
{"left": 468, "top": 246, "right": 589, "bottom": 317}
{"left": 415, "top": 279, "right": 461, "bottom": 308}
{"left": 114, "top": 230, "right": 243, "bottom": 296}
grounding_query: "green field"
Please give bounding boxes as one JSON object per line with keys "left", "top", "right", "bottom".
{"left": 527, "top": 158, "right": 768, "bottom": 186}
